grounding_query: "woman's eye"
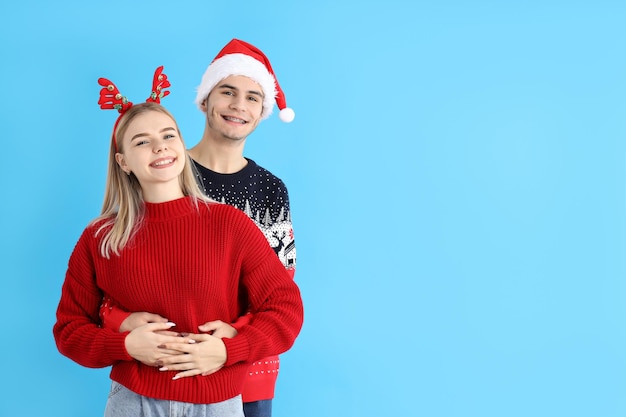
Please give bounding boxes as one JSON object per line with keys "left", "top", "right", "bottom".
{"left": 164, "top": 134, "right": 175, "bottom": 140}
{"left": 136, "top": 140, "right": 148, "bottom": 146}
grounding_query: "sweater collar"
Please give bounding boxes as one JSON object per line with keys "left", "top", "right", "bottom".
{"left": 192, "top": 157, "right": 257, "bottom": 178}
{"left": 143, "top": 196, "right": 196, "bottom": 222}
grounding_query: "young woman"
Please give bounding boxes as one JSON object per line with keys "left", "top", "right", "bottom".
{"left": 53, "top": 68, "right": 304, "bottom": 417}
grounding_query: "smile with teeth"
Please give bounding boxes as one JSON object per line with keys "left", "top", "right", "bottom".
{"left": 151, "top": 157, "right": 175, "bottom": 167}
{"left": 224, "top": 116, "right": 247, "bottom": 124}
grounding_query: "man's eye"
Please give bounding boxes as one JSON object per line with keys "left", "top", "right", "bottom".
{"left": 164, "top": 134, "right": 175, "bottom": 140}
{"left": 248, "top": 96, "right": 258, "bottom": 102}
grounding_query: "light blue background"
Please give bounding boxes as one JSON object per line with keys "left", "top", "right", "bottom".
{"left": 1, "top": 1, "right": 625, "bottom": 416}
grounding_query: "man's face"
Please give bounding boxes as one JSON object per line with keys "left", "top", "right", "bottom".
{"left": 202, "top": 75, "right": 264, "bottom": 142}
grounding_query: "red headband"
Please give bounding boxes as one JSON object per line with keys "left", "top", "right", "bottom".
{"left": 97, "top": 66, "right": 171, "bottom": 151}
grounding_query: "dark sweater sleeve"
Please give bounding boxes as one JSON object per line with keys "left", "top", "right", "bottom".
{"left": 222, "top": 210, "right": 304, "bottom": 366}
{"left": 53, "top": 228, "right": 132, "bottom": 368}
{"left": 280, "top": 183, "right": 296, "bottom": 274}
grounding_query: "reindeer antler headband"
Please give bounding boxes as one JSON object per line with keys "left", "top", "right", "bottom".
{"left": 97, "top": 66, "right": 171, "bottom": 151}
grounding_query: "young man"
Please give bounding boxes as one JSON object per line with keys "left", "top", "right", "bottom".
{"left": 189, "top": 38, "right": 297, "bottom": 417}
{"left": 101, "top": 39, "right": 297, "bottom": 417}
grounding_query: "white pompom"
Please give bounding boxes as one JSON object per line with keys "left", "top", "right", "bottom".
{"left": 279, "top": 107, "right": 295, "bottom": 123}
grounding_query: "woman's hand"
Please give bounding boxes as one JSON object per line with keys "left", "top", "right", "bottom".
{"left": 124, "top": 322, "right": 196, "bottom": 366}
{"left": 155, "top": 333, "right": 227, "bottom": 379}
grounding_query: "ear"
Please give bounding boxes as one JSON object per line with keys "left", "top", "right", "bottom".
{"left": 115, "top": 153, "right": 130, "bottom": 174}
{"left": 200, "top": 99, "right": 208, "bottom": 113}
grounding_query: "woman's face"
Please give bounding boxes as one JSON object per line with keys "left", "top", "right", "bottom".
{"left": 115, "top": 110, "right": 186, "bottom": 202}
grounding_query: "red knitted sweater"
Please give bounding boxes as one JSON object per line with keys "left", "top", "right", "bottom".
{"left": 53, "top": 197, "right": 303, "bottom": 404}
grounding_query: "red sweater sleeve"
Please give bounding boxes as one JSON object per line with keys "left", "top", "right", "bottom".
{"left": 100, "top": 296, "right": 132, "bottom": 332}
{"left": 231, "top": 313, "right": 252, "bottom": 332}
{"left": 53, "top": 228, "right": 133, "bottom": 367}
{"left": 232, "top": 266, "right": 295, "bottom": 332}
{"left": 222, "top": 211, "right": 304, "bottom": 366}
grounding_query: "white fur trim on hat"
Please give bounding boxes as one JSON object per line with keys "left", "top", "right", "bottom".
{"left": 195, "top": 53, "right": 277, "bottom": 119}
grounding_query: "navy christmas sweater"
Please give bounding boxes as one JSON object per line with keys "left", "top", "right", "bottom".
{"left": 192, "top": 157, "right": 296, "bottom": 272}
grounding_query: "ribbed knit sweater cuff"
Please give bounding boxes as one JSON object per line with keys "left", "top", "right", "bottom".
{"left": 223, "top": 335, "right": 250, "bottom": 366}
{"left": 231, "top": 313, "right": 252, "bottom": 332}
{"left": 105, "top": 332, "right": 133, "bottom": 362}
{"left": 106, "top": 308, "right": 132, "bottom": 333}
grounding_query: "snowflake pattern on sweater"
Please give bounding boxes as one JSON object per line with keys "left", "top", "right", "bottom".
{"left": 192, "top": 158, "right": 296, "bottom": 272}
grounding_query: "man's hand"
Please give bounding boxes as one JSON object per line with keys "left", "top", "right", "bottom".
{"left": 198, "top": 320, "right": 238, "bottom": 339}
{"left": 120, "top": 312, "right": 169, "bottom": 333}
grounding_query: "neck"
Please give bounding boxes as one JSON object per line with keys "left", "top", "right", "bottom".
{"left": 141, "top": 185, "right": 185, "bottom": 204}
{"left": 188, "top": 130, "right": 248, "bottom": 174}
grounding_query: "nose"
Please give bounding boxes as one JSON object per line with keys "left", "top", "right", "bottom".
{"left": 153, "top": 139, "right": 168, "bottom": 153}
{"left": 229, "top": 95, "right": 247, "bottom": 112}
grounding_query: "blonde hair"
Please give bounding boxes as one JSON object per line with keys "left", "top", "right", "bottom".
{"left": 92, "top": 102, "right": 212, "bottom": 258}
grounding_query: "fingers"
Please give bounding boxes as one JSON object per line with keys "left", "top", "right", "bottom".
{"left": 172, "top": 369, "right": 203, "bottom": 380}
{"left": 156, "top": 354, "right": 199, "bottom": 377}
{"left": 198, "top": 320, "right": 223, "bottom": 332}
{"left": 144, "top": 321, "right": 177, "bottom": 332}
{"left": 155, "top": 337, "right": 226, "bottom": 380}
{"left": 186, "top": 333, "right": 212, "bottom": 343}
{"left": 144, "top": 312, "right": 169, "bottom": 323}
{"left": 121, "top": 312, "right": 170, "bottom": 333}
{"left": 211, "top": 325, "right": 237, "bottom": 339}
{"left": 157, "top": 356, "right": 194, "bottom": 372}
{"left": 156, "top": 340, "right": 197, "bottom": 354}
{"left": 174, "top": 365, "right": 223, "bottom": 380}
{"left": 201, "top": 366, "right": 222, "bottom": 377}
{"left": 155, "top": 348, "right": 183, "bottom": 356}
{"left": 198, "top": 321, "right": 238, "bottom": 339}
{"left": 154, "top": 330, "right": 180, "bottom": 337}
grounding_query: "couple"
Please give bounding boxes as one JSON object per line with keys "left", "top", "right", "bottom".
{"left": 53, "top": 39, "right": 303, "bottom": 417}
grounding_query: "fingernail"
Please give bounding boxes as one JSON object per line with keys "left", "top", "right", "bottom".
{"left": 166, "top": 322, "right": 176, "bottom": 327}
{"left": 172, "top": 375, "right": 180, "bottom": 380}
{"left": 159, "top": 367, "right": 168, "bottom": 371}
{"left": 188, "top": 339, "right": 196, "bottom": 344}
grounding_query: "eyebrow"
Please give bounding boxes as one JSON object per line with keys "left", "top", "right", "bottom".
{"left": 217, "top": 83, "right": 264, "bottom": 99}
{"left": 131, "top": 127, "right": 176, "bottom": 142}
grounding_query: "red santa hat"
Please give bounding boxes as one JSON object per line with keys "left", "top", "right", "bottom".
{"left": 195, "top": 38, "right": 295, "bottom": 123}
